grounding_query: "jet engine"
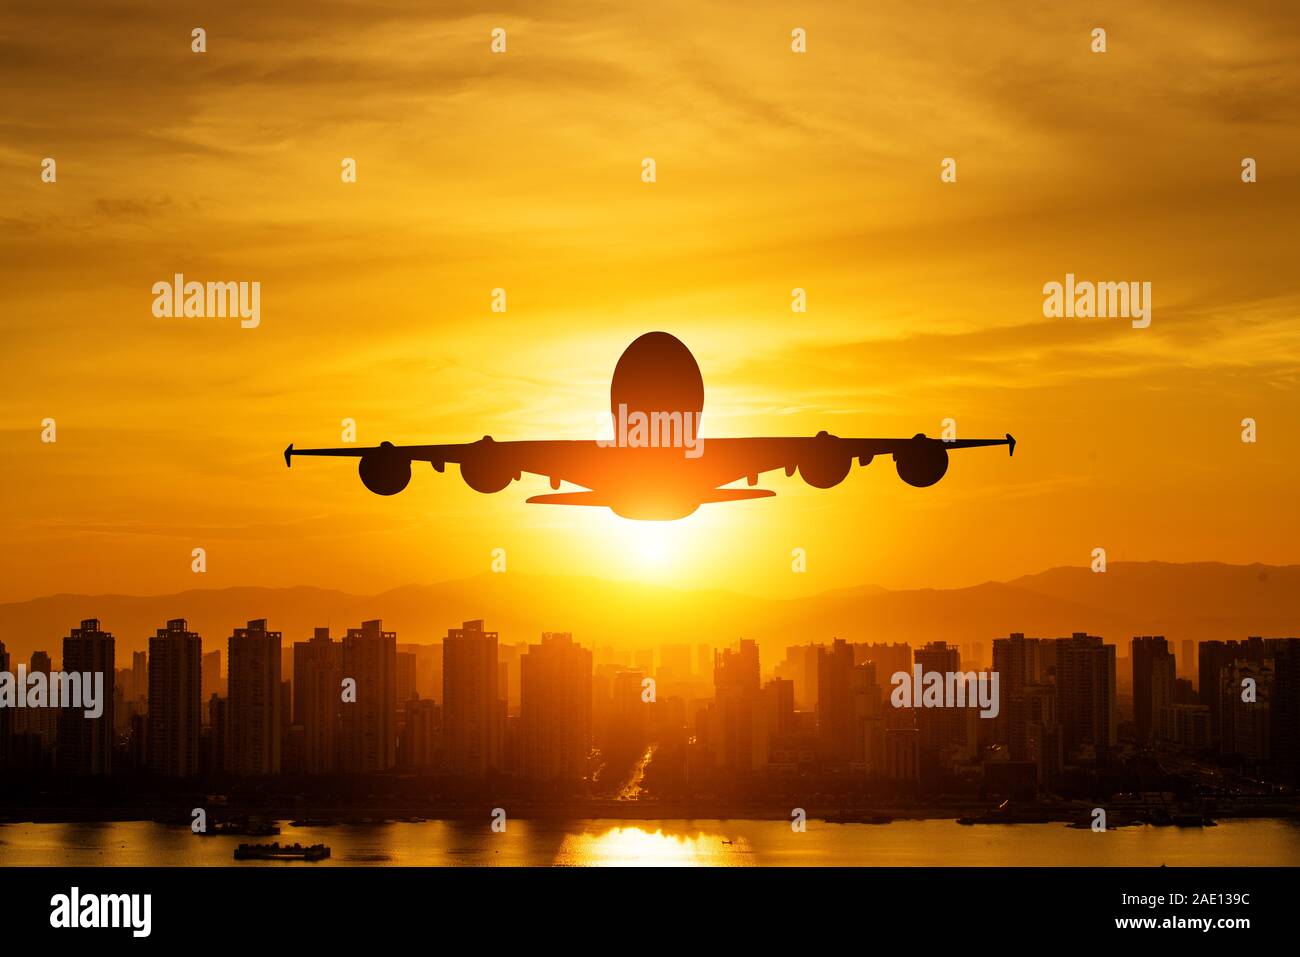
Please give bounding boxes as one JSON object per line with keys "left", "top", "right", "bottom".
{"left": 799, "top": 431, "right": 853, "bottom": 489}
{"left": 358, "top": 442, "right": 412, "bottom": 496}
{"left": 894, "top": 435, "right": 949, "bottom": 488}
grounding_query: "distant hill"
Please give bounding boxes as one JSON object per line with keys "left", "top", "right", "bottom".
{"left": 1, "top": 562, "right": 1297, "bottom": 665}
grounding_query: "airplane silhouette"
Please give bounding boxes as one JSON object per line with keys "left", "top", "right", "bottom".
{"left": 285, "top": 331, "right": 1015, "bottom": 520}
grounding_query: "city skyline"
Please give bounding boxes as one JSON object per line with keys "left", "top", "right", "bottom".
{"left": 5, "top": 608, "right": 1296, "bottom": 785}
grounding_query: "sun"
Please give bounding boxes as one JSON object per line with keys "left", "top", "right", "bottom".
{"left": 628, "top": 521, "right": 674, "bottom": 568}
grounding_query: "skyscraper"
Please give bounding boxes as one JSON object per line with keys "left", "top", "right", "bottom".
{"left": 1181, "top": 639, "right": 1196, "bottom": 681}
{"left": 713, "top": 639, "right": 761, "bottom": 771}
{"left": 0, "top": 641, "right": 10, "bottom": 768}
{"left": 1054, "top": 633, "right": 1116, "bottom": 762}
{"left": 442, "top": 619, "right": 499, "bottom": 774}
{"left": 1200, "top": 639, "right": 1265, "bottom": 742}
{"left": 914, "top": 641, "right": 965, "bottom": 756}
{"left": 1270, "top": 639, "right": 1300, "bottom": 784}
{"left": 131, "top": 650, "right": 147, "bottom": 705}
{"left": 201, "top": 649, "right": 222, "bottom": 708}
{"left": 146, "top": 618, "right": 202, "bottom": 777}
{"left": 1221, "top": 659, "right": 1272, "bottom": 762}
{"left": 763, "top": 677, "right": 795, "bottom": 737}
{"left": 993, "top": 633, "right": 1044, "bottom": 759}
{"left": 817, "top": 638, "right": 856, "bottom": 764}
{"left": 610, "top": 669, "right": 649, "bottom": 744}
{"left": 341, "top": 619, "right": 397, "bottom": 772}
{"left": 398, "top": 697, "right": 439, "bottom": 769}
{"left": 17, "top": 650, "right": 58, "bottom": 758}
{"left": 1131, "top": 636, "right": 1172, "bottom": 744}
{"left": 397, "top": 651, "right": 417, "bottom": 706}
{"left": 294, "top": 628, "right": 342, "bottom": 774}
{"left": 57, "top": 619, "right": 115, "bottom": 776}
{"left": 520, "top": 632, "right": 593, "bottom": 781}
{"left": 226, "top": 618, "right": 281, "bottom": 776}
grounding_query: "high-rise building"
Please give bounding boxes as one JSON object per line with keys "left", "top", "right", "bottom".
{"left": 146, "top": 618, "right": 202, "bottom": 777}
{"left": 1270, "top": 639, "right": 1300, "bottom": 784}
{"left": 696, "top": 644, "right": 712, "bottom": 680}
{"left": 396, "top": 651, "right": 417, "bottom": 706}
{"left": 442, "top": 619, "right": 499, "bottom": 774}
{"left": 914, "top": 641, "right": 964, "bottom": 755}
{"left": 610, "top": 669, "right": 650, "bottom": 744}
{"left": 763, "top": 678, "right": 795, "bottom": 737}
{"left": 817, "top": 638, "right": 856, "bottom": 763}
{"left": 859, "top": 643, "right": 912, "bottom": 687}
{"left": 993, "top": 633, "right": 1041, "bottom": 742}
{"left": 57, "top": 619, "right": 115, "bottom": 776}
{"left": 0, "top": 641, "right": 10, "bottom": 767}
{"left": 398, "top": 697, "right": 439, "bottom": 769}
{"left": 520, "top": 632, "right": 592, "bottom": 781}
{"left": 16, "top": 650, "right": 58, "bottom": 757}
{"left": 226, "top": 618, "right": 281, "bottom": 776}
{"left": 294, "top": 628, "right": 342, "bottom": 773}
{"left": 208, "top": 694, "right": 227, "bottom": 775}
{"left": 1200, "top": 639, "right": 1266, "bottom": 742}
{"left": 1132, "top": 636, "right": 1172, "bottom": 744}
{"left": 1054, "top": 633, "right": 1116, "bottom": 762}
{"left": 341, "top": 619, "right": 397, "bottom": 772}
{"left": 130, "top": 650, "right": 147, "bottom": 705}
{"left": 883, "top": 726, "right": 920, "bottom": 781}
{"left": 1221, "top": 659, "right": 1273, "bottom": 762}
{"left": 713, "top": 640, "right": 761, "bottom": 771}
{"left": 200, "top": 649, "right": 222, "bottom": 710}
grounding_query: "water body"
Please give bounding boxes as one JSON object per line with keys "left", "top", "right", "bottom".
{"left": 1, "top": 818, "right": 1297, "bottom": 866}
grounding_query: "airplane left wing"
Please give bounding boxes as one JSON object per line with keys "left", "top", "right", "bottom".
{"left": 284, "top": 437, "right": 615, "bottom": 496}
{"left": 695, "top": 431, "right": 1016, "bottom": 490}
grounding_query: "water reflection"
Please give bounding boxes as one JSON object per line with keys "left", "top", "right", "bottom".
{"left": 554, "top": 825, "right": 749, "bottom": 866}
{"left": 0, "top": 818, "right": 1296, "bottom": 866}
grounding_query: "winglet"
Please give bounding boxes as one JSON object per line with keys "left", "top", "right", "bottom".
{"left": 284, "top": 443, "right": 294, "bottom": 467}
{"left": 1006, "top": 433, "right": 1016, "bottom": 457}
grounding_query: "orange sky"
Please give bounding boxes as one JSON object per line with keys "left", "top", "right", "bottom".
{"left": 2, "top": 1, "right": 1299, "bottom": 604}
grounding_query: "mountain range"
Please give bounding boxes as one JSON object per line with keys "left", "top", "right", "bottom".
{"left": 0, "top": 562, "right": 1297, "bottom": 664}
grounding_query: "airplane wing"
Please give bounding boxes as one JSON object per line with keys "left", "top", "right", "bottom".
{"left": 695, "top": 431, "right": 1015, "bottom": 490}
{"left": 284, "top": 437, "right": 618, "bottom": 496}
{"left": 284, "top": 430, "right": 1014, "bottom": 499}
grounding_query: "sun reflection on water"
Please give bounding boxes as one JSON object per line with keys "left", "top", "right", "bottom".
{"left": 554, "top": 825, "right": 750, "bottom": 866}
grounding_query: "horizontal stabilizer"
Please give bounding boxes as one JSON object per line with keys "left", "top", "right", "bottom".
{"left": 698, "top": 487, "right": 775, "bottom": 503}
{"left": 526, "top": 491, "right": 609, "bottom": 507}
{"left": 526, "top": 487, "right": 776, "bottom": 509}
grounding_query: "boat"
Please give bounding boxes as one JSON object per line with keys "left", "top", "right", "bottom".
{"left": 199, "top": 820, "right": 281, "bottom": 837}
{"left": 234, "top": 842, "right": 331, "bottom": 861}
